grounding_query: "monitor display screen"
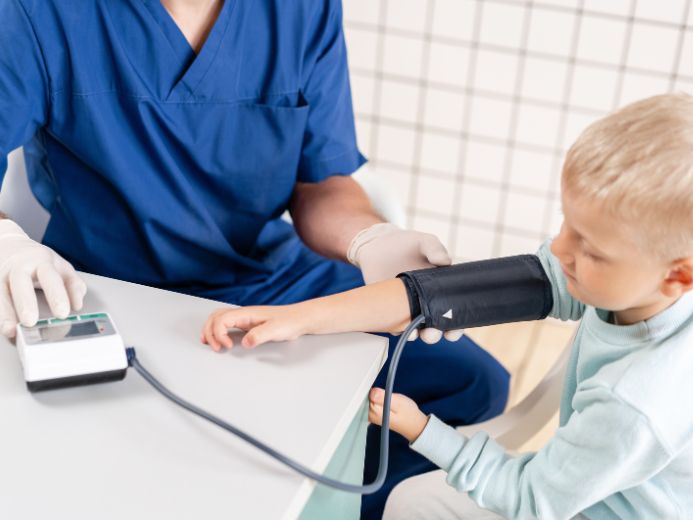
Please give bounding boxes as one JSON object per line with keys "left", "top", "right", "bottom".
{"left": 39, "top": 321, "right": 100, "bottom": 342}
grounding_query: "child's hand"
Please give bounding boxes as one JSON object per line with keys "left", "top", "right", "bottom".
{"left": 368, "top": 388, "right": 429, "bottom": 443}
{"left": 201, "top": 305, "right": 307, "bottom": 351}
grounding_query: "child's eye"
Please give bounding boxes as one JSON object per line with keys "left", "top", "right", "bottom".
{"left": 580, "top": 241, "right": 601, "bottom": 261}
{"left": 584, "top": 250, "right": 601, "bottom": 262}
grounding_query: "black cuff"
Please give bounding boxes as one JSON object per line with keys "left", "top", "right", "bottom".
{"left": 398, "top": 255, "right": 553, "bottom": 330}
{"left": 398, "top": 275, "right": 422, "bottom": 318}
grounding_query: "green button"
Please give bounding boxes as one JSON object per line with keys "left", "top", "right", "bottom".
{"left": 36, "top": 319, "right": 49, "bottom": 326}
{"left": 79, "top": 313, "right": 108, "bottom": 320}
{"left": 49, "top": 315, "right": 79, "bottom": 324}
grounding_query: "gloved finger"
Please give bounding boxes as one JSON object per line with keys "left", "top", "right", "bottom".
{"left": 9, "top": 267, "right": 39, "bottom": 327}
{"left": 58, "top": 261, "right": 87, "bottom": 311}
{"left": 419, "top": 327, "right": 443, "bottom": 344}
{"left": 0, "top": 282, "right": 18, "bottom": 338}
{"left": 443, "top": 329, "right": 465, "bottom": 342}
{"left": 36, "top": 263, "right": 71, "bottom": 318}
{"left": 65, "top": 274, "right": 87, "bottom": 312}
{"left": 419, "top": 234, "right": 452, "bottom": 266}
{"left": 407, "top": 328, "right": 419, "bottom": 341}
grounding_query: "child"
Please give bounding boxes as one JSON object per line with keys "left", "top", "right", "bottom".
{"left": 201, "top": 94, "right": 693, "bottom": 519}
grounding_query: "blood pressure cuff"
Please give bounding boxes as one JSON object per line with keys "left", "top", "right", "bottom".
{"left": 397, "top": 255, "right": 553, "bottom": 330}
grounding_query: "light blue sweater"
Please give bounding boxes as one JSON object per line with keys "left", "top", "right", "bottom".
{"left": 410, "top": 242, "right": 693, "bottom": 519}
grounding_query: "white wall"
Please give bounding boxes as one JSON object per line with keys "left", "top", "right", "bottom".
{"left": 344, "top": 0, "right": 693, "bottom": 261}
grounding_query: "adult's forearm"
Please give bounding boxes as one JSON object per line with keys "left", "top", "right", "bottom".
{"left": 302, "top": 278, "right": 411, "bottom": 335}
{"left": 289, "top": 176, "right": 383, "bottom": 261}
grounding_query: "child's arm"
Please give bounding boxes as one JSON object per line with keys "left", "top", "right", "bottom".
{"left": 201, "top": 278, "right": 411, "bottom": 350}
{"left": 203, "top": 245, "right": 567, "bottom": 350}
{"left": 373, "top": 386, "right": 672, "bottom": 519}
{"left": 368, "top": 388, "right": 430, "bottom": 443}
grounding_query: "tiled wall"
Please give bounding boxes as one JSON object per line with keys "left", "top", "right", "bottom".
{"left": 343, "top": 0, "right": 693, "bottom": 261}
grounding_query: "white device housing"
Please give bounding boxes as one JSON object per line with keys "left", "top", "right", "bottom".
{"left": 16, "top": 312, "right": 127, "bottom": 392}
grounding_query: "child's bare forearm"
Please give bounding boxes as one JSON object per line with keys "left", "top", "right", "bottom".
{"left": 300, "top": 279, "right": 412, "bottom": 335}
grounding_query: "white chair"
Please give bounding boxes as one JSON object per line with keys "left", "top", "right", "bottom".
{"left": 0, "top": 148, "right": 50, "bottom": 241}
{"left": 382, "top": 335, "right": 574, "bottom": 519}
{"left": 352, "top": 164, "right": 407, "bottom": 228}
{"left": 458, "top": 334, "right": 573, "bottom": 451}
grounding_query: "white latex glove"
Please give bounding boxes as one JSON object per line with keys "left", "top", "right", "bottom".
{"left": 0, "top": 220, "right": 87, "bottom": 338}
{"left": 347, "top": 223, "right": 465, "bottom": 344}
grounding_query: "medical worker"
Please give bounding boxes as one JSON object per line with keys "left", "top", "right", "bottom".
{"left": 0, "top": 1, "right": 509, "bottom": 517}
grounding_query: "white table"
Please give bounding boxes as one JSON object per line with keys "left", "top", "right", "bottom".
{"left": 0, "top": 273, "right": 388, "bottom": 519}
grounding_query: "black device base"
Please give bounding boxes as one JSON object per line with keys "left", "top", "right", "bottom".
{"left": 26, "top": 368, "right": 127, "bottom": 392}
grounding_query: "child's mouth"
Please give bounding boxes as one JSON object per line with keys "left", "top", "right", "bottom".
{"left": 561, "top": 266, "right": 577, "bottom": 283}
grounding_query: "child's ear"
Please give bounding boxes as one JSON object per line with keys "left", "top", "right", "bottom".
{"left": 661, "top": 257, "right": 693, "bottom": 297}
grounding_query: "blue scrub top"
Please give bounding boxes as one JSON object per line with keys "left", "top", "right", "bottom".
{"left": 0, "top": 0, "right": 366, "bottom": 305}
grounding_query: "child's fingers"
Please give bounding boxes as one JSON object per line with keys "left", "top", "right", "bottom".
{"left": 369, "top": 387, "right": 386, "bottom": 405}
{"left": 368, "top": 410, "right": 382, "bottom": 426}
{"left": 203, "top": 306, "right": 302, "bottom": 351}
{"left": 241, "top": 321, "right": 286, "bottom": 349}
{"left": 202, "top": 308, "right": 238, "bottom": 350}
{"left": 227, "top": 310, "right": 275, "bottom": 334}
{"left": 241, "top": 322, "right": 269, "bottom": 348}
{"left": 369, "top": 388, "right": 414, "bottom": 415}
{"left": 203, "top": 316, "right": 222, "bottom": 351}
{"left": 204, "top": 309, "right": 267, "bottom": 351}
{"left": 213, "top": 317, "right": 235, "bottom": 350}
{"left": 368, "top": 399, "right": 383, "bottom": 426}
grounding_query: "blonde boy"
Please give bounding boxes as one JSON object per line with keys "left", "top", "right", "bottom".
{"left": 202, "top": 94, "right": 693, "bottom": 519}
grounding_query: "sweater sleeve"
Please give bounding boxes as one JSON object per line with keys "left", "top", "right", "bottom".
{"left": 536, "top": 239, "right": 586, "bottom": 322}
{"left": 411, "top": 386, "right": 672, "bottom": 519}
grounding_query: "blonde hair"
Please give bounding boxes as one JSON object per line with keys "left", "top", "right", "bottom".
{"left": 562, "top": 93, "right": 693, "bottom": 260}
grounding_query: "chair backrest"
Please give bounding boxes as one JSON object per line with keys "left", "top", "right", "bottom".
{"left": 0, "top": 148, "right": 50, "bottom": 241}
{"left": 353, "top": 165, "right": 407, "bottom": 228}
{"left": 457, "top": 330, "right": 575, "bottom": 451}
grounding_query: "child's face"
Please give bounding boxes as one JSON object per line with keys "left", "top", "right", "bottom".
{"left": 550, "top": 189, "right": 674, "bottom": 321}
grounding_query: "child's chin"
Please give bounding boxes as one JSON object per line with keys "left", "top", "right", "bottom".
{"left": 565, "top": 280, "right": 588, "bottom": 304}
{"left": 567, "top": 284, "right": 603, "bottom": 309}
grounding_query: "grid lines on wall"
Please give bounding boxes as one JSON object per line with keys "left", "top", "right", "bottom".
{"left": 343, "top": 0, "right": 693, "bottom": 261}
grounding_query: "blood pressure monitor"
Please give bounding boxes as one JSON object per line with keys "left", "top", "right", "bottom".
{"left": 16, "top": 312, "right": 127, "bottom": 392}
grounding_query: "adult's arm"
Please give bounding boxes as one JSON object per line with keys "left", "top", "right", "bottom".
{"left": 0, "top": 1, "right": 86, "bottom": 337}
{"left": 289, "top": 175, "right": 382, "bottom": 261}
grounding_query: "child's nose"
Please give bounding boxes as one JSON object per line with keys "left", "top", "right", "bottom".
{"left": 551, "top": 224, "right": 573, "bottom": 263}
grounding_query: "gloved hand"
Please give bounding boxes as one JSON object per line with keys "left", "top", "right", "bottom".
{"left": 0, "top": 220, "right": 87, "bottom": 338}
{"left": 347, "top": 223, "right": 464, "bottom": 344}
